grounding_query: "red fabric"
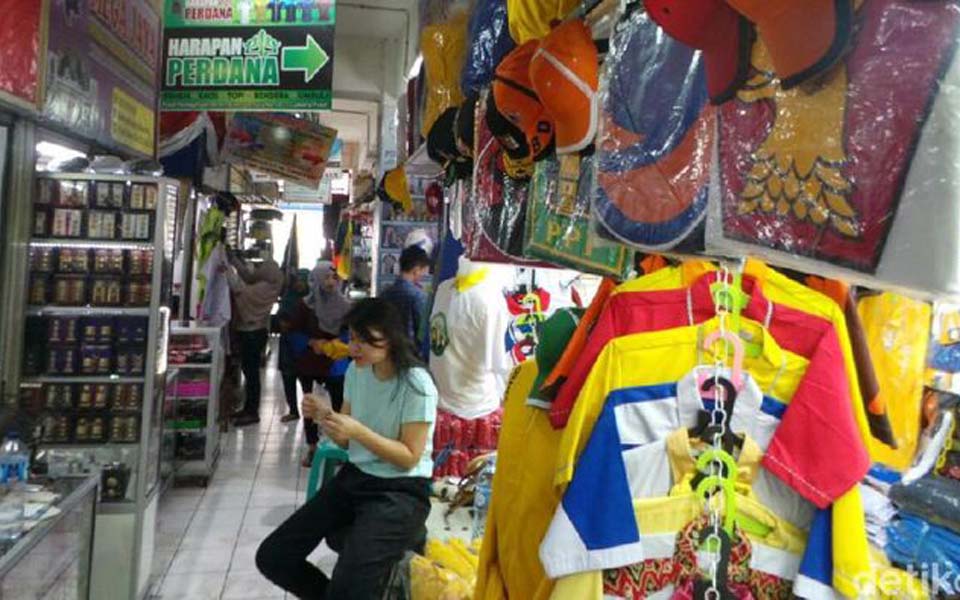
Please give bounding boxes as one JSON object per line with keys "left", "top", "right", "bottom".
{"left": 0, "top": 1, "right": 42, "bottom": 106}
{"left": 433, "top": 408, "right": 503, "bottom": 478}
{"left": 719, "top": 0, "right": 960, "bottom": 272}
{"left": 550, "top": 272, "right": 868, "bottom": 508}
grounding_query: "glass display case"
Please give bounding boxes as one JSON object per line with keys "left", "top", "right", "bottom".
{"left": 16, "top": 172, "right": 178, "bottom": 600}
{"left": 0, "top": 474, "right": 98, "bottom": 600}
{"left": 164, "top": 322, "right": 226, "bottom": 486}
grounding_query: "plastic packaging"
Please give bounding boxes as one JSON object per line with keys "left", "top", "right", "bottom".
{"left": 420, "top": 9, "right": 469, "bottom": 138}
{"left": 461, "top": 0, "right": 514, "bottom": 96}
{"left": 706, "top": 1, "right": 960, "bottom": 298}
{"left": 857, "top": 292, "right": 932, "bottom": 469}
{"left": 890, "top": 477, "right": 960, "bottom": 535}
{"left": 464, "top": 90, "right": 554, "bottom": 266}
{"left": 0, "top": 432, "right": 29, "bottom": 485}
{"left": 525, "top": 155, "right": 633, "bottom": 278}
{"left": 472, "top": 455, "right": 496, "bottom": 539}
{"left": 886, "top": 515, "right": 960, "bottom": 596}
{"left": 591, "top": 6, "right": 713, "bottom": 253}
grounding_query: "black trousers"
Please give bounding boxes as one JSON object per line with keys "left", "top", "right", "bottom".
{"left": 238, "top": 329, "right": 268, "bottom": 416}
{"left": 281, "top": 371, "right": 310, "bottom": 417}
{"left": 302, "top": 376, "right": 345, "bottom": 445}
{"left": 256, "top": 463, "right": 430, "bottom": 600}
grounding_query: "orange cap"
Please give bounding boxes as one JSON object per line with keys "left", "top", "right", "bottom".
{"left": 530, "top": 19, "right": 599, "bottom": 154}
{"left": 725, "top": 0, "right": 853, "bottom": 89}
{"left": 488, "top": 40, "right": 555, "bottom": 162}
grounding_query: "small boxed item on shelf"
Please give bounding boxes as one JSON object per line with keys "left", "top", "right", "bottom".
{"left": 81, "top": 317, "right": 114, "bottom": 343}
{"left": 89, "top": 277, "right": 122, "bottom": 306}
{"left": 48, "top": 317, "right": 80, "bottom": 344}
{"left": 109, "top": 416, "right": 139, "bottom": 443}
{"left": 42, "top": 415, "right": 72, "bottom": 443}
{"left": 126, "top": 280, "right": 152, "bottom": 306}
{"left": 52, "top": 274, "right": 88, "bottom": 305}
{"left": 120, "top": 213, "right": 151, "bottom": 240}
{"left": 18, "top": 386, "right": 43, "bottom": 414}
{"left": 112, "top": 384, "right": 142, "bottom": 412}
{"left": 175, "top": 433, "right": 205, "bottom": 460}
{"left": 173, "top": 379, "right": 211, "bottom": 398}
{"left": 127, "top": 249, "right": 154, "bottom": 276}
{"left": 46, "top": 346, "right": 78, "bottom": 375}
{"left": 51, "top": 208, "right": 84, "bottom": 238}
{"left": 56, "top": 247, "right": 90, "bottom": 273}
{"left": 101, "top": 462, "right": 131, "bottom": 501}
{"left": 93, "top": 181, "right": 125, "bottom": 209}
{"left": 79, "top": 345, "right": 112, "bottom": 375}
{"left": 29, "top": 246, "right": 55, "bottom": 272}
{"left": 76, "top": 383, "right": 110, "bottom": 410}
{"left": 28, "top": 274, "right": 50, "bottom": 305}
{"left": 115, "top": 346, "right": 145, "bottom": 375}
{"left": 74, "top": 416, "right": 106, "bottom": 443}
{"left": 128, "top": 184, "right": 157, "bottom": 210}
{"left": 116, "top": 317, "right": 148, "bottom": 343}
{"left": 36, "top": 178, "right": 58, "bottom": 205}
{"left": 92, "top": 248, "right": 124, "bottom": 273}
{"left": 33, "top": 208, "right": 49, "bottom": 237}
{"left": 55, "top": 181, "right": 89, "bottom": 207}
{"left": 44, "top": 384, "right": 75, "bottom": 411}
{"left": 87, "top": 210, "right": 117, "bottom": 239}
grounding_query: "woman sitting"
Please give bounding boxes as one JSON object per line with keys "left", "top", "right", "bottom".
{"left": 256, "top": 298, "right": 438, "bottom": 600}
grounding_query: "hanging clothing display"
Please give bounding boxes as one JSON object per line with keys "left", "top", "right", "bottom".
{"left": 475, "top": 360, "right": 560, "bottom": 600}
{"left": 429, "top": 267, "right": 513, "bottom": 419}
{"left": 199, "top": 242, "right": 231, "bottom": 326}
{"left": 858, "top": 292, "right": 932, "bottom": 469}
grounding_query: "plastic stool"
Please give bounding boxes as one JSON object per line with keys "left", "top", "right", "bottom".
{"left": 306, "top": 442, "right": 350, "bottom": 502}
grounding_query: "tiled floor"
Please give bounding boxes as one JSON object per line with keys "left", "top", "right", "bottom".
{"left": 149, "top": 363, "right": 323, "bottom": 600}
{"left": 149, "top": 352, "right": 474, "bottom": 599}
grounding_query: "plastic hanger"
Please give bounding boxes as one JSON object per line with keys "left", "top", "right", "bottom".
{"left": 701, "top": 328, "right": 745, "bottom": 391}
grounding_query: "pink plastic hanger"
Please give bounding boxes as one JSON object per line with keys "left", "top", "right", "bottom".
{"left": 700, "top": 328, "right": 745, "bottom": 392}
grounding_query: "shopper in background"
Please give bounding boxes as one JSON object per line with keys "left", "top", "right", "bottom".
{"left": 256, "top": 298, "right": 437, "bottom": 600}
{"left": 227, "top": 256, "right": 284, "bottom": 427}
{"left": 301, "top": 261, "right": 352, "bottom": 466}
{"left": 277, "top": 269, "right": 312, "bottom": 423}
{"left": 381, "top": 245, "right": 431, "bottom": 349}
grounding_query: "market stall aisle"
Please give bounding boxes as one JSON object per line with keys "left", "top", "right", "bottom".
{"left": 148, "top": 365, "right": 331, "bottom": 600}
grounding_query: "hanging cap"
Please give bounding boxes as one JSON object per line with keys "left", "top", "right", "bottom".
{"left": 377, "top": 167, "right": 413, "bottom": 213}
{"left": 455, "top": 95, "right": 478, "bottom": 159}
{"left": 530, "top": 19, "right": 600, "bottom": 154}
{"left": 645, "top": 0, "right": 755, "bottom": 104}
{"left": 530, "top": 308, "right": 585, "bottom": 403}
{"left": 487, "top": 40, "right": 555, "bottom": 164}
{"left": 725, "top": 0, "right": 853, "bottom": 89}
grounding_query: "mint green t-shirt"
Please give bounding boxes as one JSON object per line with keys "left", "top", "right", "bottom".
{"left": 344, "top": 363, "right": 438, "bottom": 479}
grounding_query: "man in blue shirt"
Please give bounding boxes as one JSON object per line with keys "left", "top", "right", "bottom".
{"left": 381, "top": 245, "right": 431, "bottom": 349}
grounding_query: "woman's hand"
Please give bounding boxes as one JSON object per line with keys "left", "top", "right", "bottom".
{"left": 321, "top": 413, "right": 365, "bottom": 443}
{"left": 308, "top": 339, "right": 326, "bottom": 354}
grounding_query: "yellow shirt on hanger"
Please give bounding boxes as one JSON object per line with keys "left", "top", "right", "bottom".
{"left": 475, "top": 360, "right": 561, "bottom": 600}
{"left": 858, "top": 292, "right": 932, "bottom": 469}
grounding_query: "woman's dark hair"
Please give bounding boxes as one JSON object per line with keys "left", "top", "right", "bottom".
{"left": 344, "top": 298, "right": 429, "bottom": 398}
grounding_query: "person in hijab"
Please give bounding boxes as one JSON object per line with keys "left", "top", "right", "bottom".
{"left": 228, "top": 256, "right": 284, "bottom": 426}
{"left": 298, "top": 261, "right": 352, "bottom": 466}
{"left": 277, "top": 269, "right": 312, "bottom": 423}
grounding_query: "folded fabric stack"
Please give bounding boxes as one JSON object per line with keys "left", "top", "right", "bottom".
{"left": 861, "top": 484, "right": 897, "bottom": 548}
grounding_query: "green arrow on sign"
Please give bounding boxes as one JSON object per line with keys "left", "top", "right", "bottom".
{"left": 282, "top": 34, "right": 330, "bottom": 83}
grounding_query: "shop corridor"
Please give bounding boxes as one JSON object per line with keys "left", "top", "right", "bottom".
{"left": 149, "top": 364, "right": 333, "bottom": 600}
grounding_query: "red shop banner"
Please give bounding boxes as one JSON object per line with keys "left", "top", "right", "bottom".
{"left": 0, "top": 1, "right": 46, "bottom": 110}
